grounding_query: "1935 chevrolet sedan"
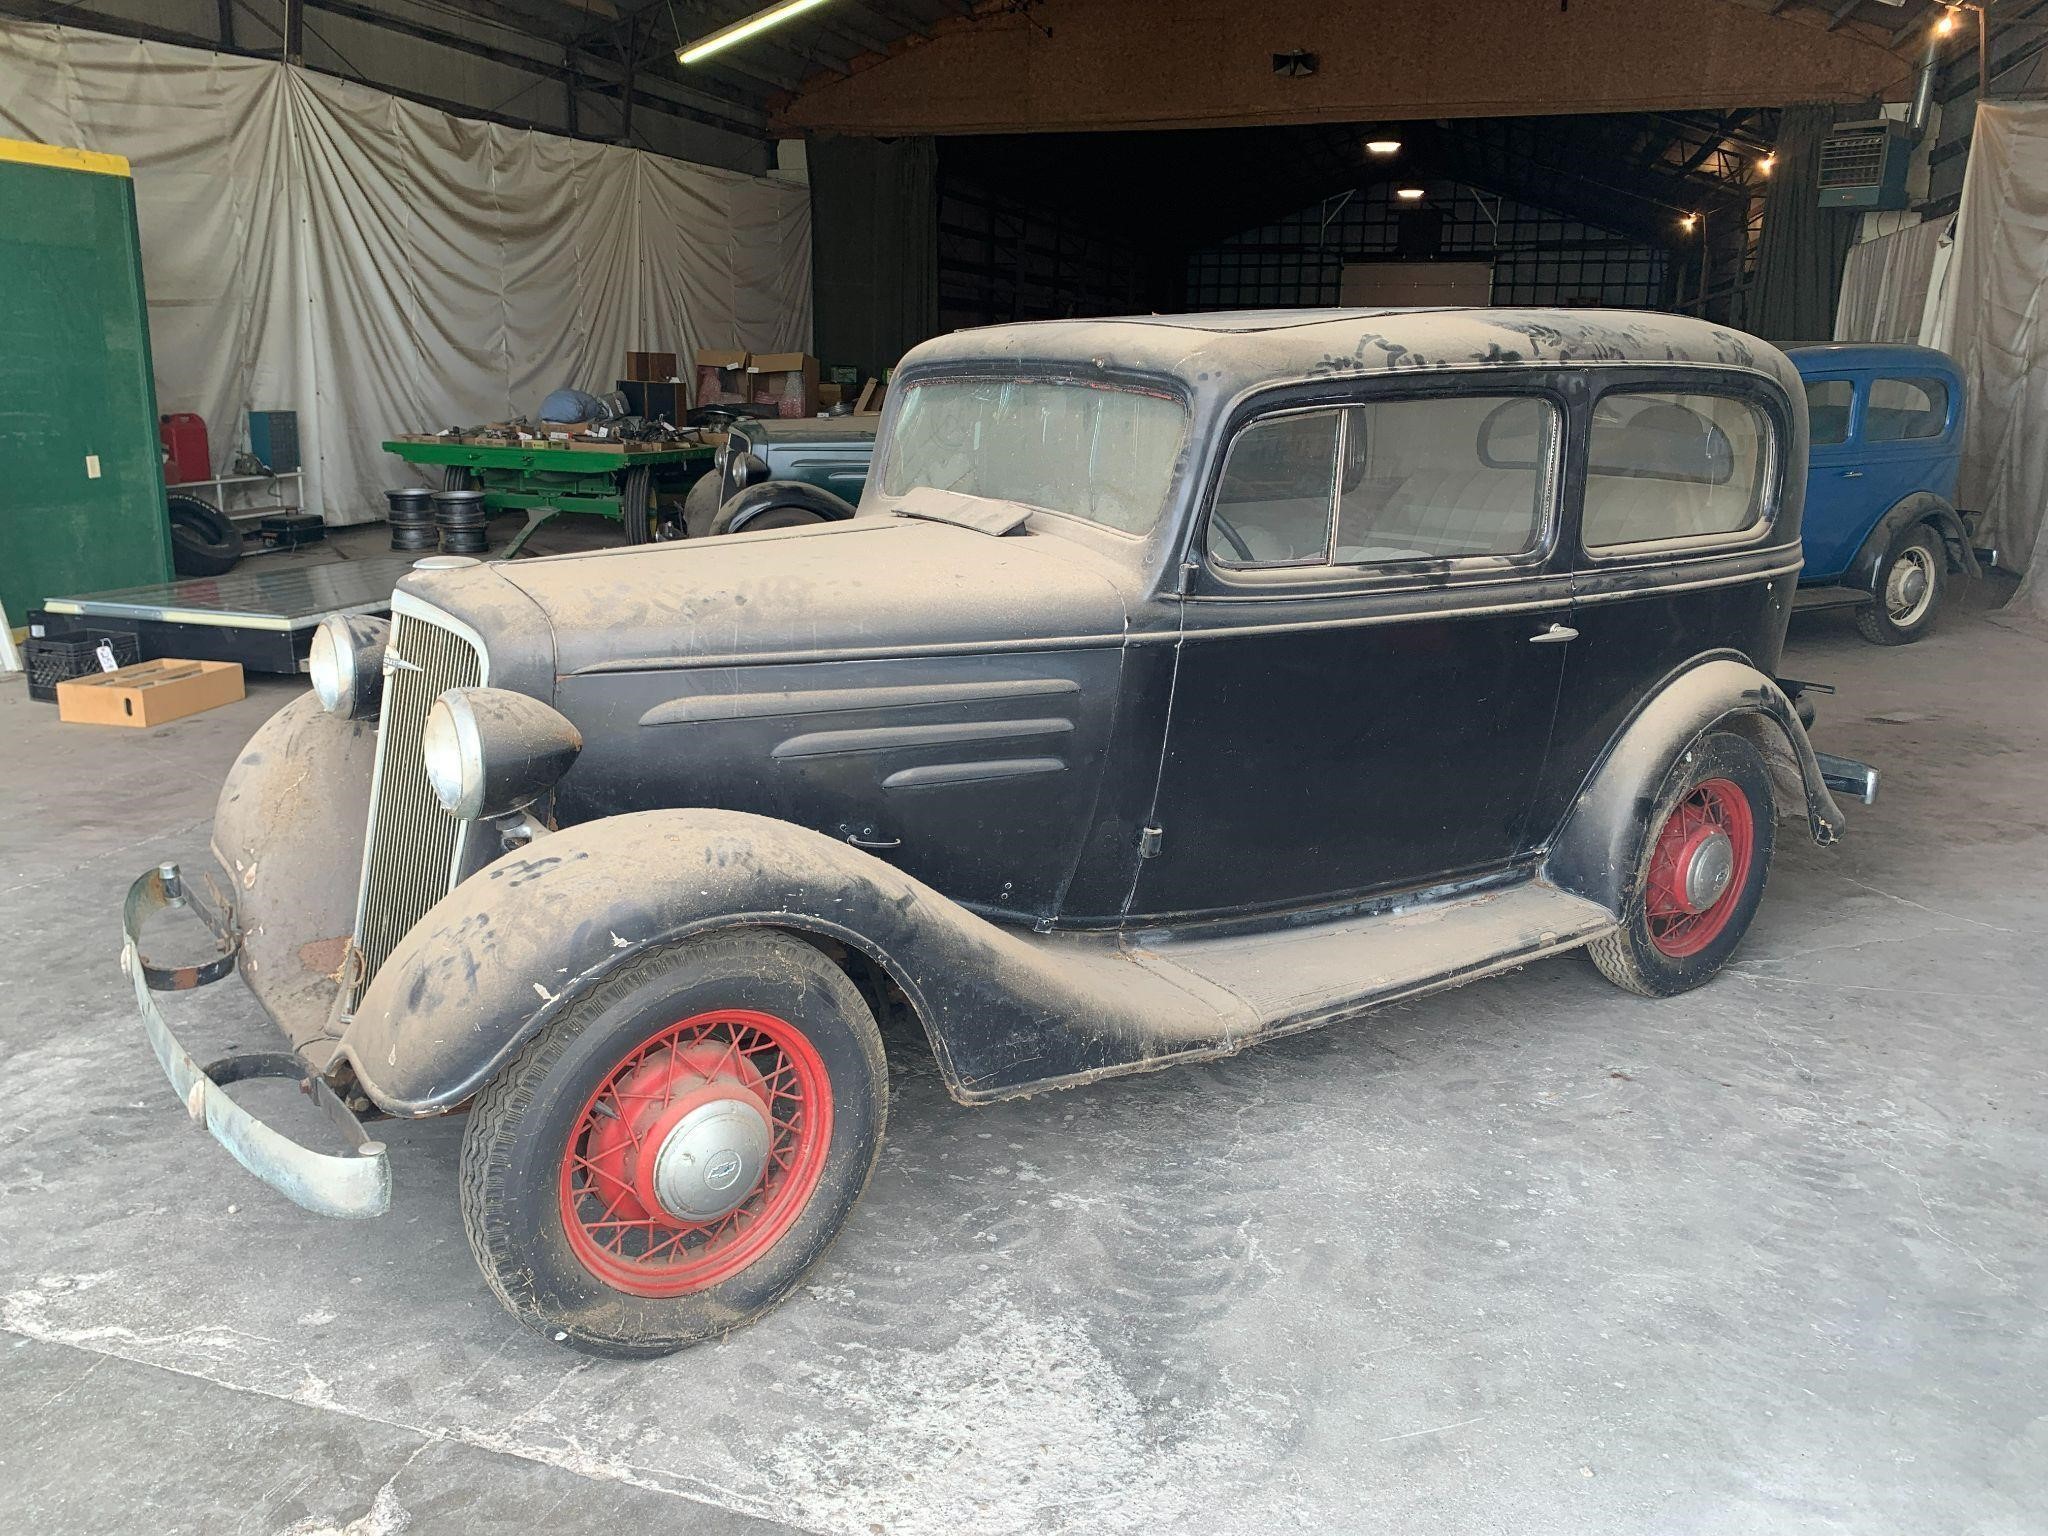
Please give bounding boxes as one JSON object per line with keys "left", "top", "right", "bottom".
{"left": 125, "top": 308, "right": 1878, "bottom": 1357}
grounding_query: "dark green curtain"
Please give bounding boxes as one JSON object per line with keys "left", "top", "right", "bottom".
{"left": 807, "top": 134, "right": 938, "bottom": 380}
{"left": 1746, "top": 105, "right": 1859, "bottom": 345}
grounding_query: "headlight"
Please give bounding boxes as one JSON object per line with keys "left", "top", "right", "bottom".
{"left": 310, "top": 614, "right": 388, "bottom": 719}
{"left": 732, "top": 451, "right": 769, "bottom": 489}
{"left": 421, "top": 687, "right": 582, "bottom": 821}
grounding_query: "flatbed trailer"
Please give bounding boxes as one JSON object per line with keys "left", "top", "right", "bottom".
{"left": 382, "top": 438, "right": 714, "bottom": 554}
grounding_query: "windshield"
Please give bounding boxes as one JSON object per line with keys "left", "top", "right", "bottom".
{"left": 880, "top": 378, "right": 1187, "bottom": 534}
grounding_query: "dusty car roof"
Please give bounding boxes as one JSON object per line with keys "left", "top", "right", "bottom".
{"left": 900, "top": 308, "right": 1801, "bottom": 399}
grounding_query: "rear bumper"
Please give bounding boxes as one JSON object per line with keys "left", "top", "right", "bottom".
{"left": 123, "top": 862, "right": 390, "bottom": 1220}
{"left": 1814, "top": 751, "right": 1880, "bottom": 806}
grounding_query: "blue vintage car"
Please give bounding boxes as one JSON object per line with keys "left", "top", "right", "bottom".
{"left": 1788, "top": 343, "right": 1981, "bottom": 644}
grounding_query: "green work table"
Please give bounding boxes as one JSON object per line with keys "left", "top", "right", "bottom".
{"left": 383, "top": 438, "right": 714, "bottom": 554}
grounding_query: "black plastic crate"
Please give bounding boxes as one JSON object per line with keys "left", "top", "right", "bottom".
{"left": 25, "top": 628, "right": 141, "bottom": 703}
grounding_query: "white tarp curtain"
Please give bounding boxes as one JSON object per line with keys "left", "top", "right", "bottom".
{"left": 1923, "top": 102, "right": 2048, "bottom": 611}
{"left": 0, "top": 22, "right": 810, "bottom": 525}
{"left": 1833, "top": 217, "right": 1949, "bottom": 345}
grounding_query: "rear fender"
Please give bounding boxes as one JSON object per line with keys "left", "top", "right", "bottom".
{"left": 340, "top": 809, "right": 1255, "bottom": 1115}
{"left": 1544, "top": 657, "right": 1846, "bottom": 914}
{"left": 1848, "top": 492, "right": 1976, "bottom": 584}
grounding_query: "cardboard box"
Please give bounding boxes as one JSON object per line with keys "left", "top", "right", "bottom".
{"left": 694, "top": 348, "right": 750, "bottom": 407}
{"left": 826, "top": 364, "right": 860, "bottom": 387}
{"left": 854, "top": 378, "right": 888, "bottom": 416}
{"left": 624, "top": 350, "right": 678, "bottom": 382}
{"left": 58, "top": 658, "right": 245, "bottom": 728}
{"left": 818, "top": 382, "right": 843, "bottom": 410}
{"left": 747, "top": 351, "right": 820, "bottom": 419}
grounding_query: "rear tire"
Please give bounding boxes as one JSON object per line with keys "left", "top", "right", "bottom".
{"left": 1855, "top": 524, "right": 1944, "bottom": 645}
{"left": 167, "top": 494, "right": 241, "bottom": 577}
{"left": 1587, "top": 731, "right": 1775, "bottom": 998}
{"left": 460, "top": 930, "right": 886, "bottom": 1357}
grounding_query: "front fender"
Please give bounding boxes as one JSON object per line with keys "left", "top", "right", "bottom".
{"left": 340, "top": 809, "right": 1251, "bottom": 1115}
{"left": 714, "top": 479, "right": 860, "bottom": 535}
{"left": 1544, "top": 657, "right": 1847, "bottom": 914}
{"left": 211, "top": 690, "right": 375, "bottom": 1062}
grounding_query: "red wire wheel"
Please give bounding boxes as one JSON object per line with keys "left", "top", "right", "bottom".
{"left": 1642, "top": 777, "right": 1756, "bottom": 959}
{"left": 558, "top": 1008, "right": 833, "bottom": 1297}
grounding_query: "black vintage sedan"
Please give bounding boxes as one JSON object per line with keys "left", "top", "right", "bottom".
{"left": 124, "top": 308, "right": 1877, "bottom": 1357}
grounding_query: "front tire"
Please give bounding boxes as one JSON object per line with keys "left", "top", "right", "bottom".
{"left": 460, "top": 930, "right": 887, "bottom": 1357}
{"left": 1587, "top": 731, "right": 1775, "bottom": 998}
{"left": 1855, "top": 524, "right": 1944, "bottom": 645}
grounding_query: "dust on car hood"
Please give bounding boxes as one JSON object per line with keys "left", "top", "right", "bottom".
{"left": 410, "top": 513, "right": 1132, "bottom": 680}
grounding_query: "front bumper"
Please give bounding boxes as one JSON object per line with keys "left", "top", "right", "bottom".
{"left": 123, "top": 862, "right": 390, "bottom": 1220}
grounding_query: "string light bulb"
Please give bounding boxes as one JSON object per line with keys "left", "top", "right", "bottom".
{"left": 1758, "top": 153, "right": 1776, "bottom": 176}
{"left": 1681, "top": 212, "right": 1700, "bottom": 232}
{"left": 1935, "top": 7, "right": 1959, "bottom": 36}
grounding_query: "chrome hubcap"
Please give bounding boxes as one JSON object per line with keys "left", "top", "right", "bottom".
{"left": 1681, "top": 830, "right": 1736, "bottom": 913}
{"left": 1887, "top": 548, "right": 1935, "bottom": 624}
{"left": 651, "top": 1097, "right": 772, "bottom": 1222}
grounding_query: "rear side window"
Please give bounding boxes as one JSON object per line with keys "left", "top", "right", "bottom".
{"left": 1335, "top": 396, "right": 1552, "bottom": 561}
{"left": 1804, "top": 378, "right": 1854, "bottom": 447}
{"left": 1208, "top": 395, "right": 1555, "bottom": 568}
{"left": 1865, "top": 376, "right": 1948, "bottom": 442}
{"left": 1582, "top": 392, "right": 1771, "bottom": 551}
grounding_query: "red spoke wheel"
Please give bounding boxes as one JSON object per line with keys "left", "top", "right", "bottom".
{"left": 462, "top": 932, "right": 887, "bottom": 1357}
{"left": 559, "top": 1010, "right": 832, "bottom": 1296}
{"left": 1588, "top": 732, "right": 1775, "bottom": 998}
{"left": 1640, "top": 778, "right": 1754, "bottom": 959}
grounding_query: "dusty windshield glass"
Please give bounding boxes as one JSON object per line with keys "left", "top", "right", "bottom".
{"left": 880, "top": 378, "right": 1187, "bottom": 534}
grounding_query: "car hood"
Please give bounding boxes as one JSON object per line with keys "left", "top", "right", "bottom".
{"left": 402, "top": 513, "right": 1132, "bottom": 681}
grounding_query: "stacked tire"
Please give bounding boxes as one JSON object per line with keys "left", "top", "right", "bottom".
{"left": 433, "top": 488, "right": 490, "bottom": 555}
{"left": 386, "top": 488, "right": 437, "bottom": 553}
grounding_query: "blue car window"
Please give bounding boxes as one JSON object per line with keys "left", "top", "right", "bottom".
{"left": 1804, "top": 379, "right": 1854, "bottom": 447}
{"left": 1865, "top": 377, "right": 1948, "bottom": 442}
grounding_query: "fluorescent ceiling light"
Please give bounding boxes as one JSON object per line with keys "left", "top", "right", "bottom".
{"left": 1365, "top": 139, "right": 1402, "bottom": 155}
{"left": 678, "top": 0, "right": 835, "bottom": 65}
{"left": 1395, "top": 186, "right": 1426, "bottom": 201}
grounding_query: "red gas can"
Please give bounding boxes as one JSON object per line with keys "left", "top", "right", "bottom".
{"left": 159, "top": 413, "right": 210, "bottom": 486}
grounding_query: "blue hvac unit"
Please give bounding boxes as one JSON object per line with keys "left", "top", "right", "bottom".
{"left": 1817, "top": 121, "right": 1913, "bottom": 210}
{"left": 248, "top": 409, "right": 299, "bottom": 473}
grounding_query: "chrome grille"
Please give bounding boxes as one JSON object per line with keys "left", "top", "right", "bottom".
{"left": 349, "top": 609, "right": 483, "bottom": 1007}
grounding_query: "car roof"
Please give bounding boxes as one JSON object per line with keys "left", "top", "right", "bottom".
{"left": 1785, "top": 341, "right": 1961, "bottom": 379}
{"left": 899, "top": 308, "right": 1802, "bottom": 403}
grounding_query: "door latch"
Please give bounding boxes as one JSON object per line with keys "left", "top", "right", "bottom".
{"left": 1528, "top": 623, "right": 1578, "bottom": 644}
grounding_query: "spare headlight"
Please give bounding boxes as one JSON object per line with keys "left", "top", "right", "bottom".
{"left": 421, "top": 686, "right": 582, "bottom": 821}
{"left": 310, "top": 614, "right": 388, "bottom": 719}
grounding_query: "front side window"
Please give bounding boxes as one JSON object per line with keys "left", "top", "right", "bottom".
{"left": 1207, "top": 410, "right": 1339, "bottom": 565}
{"left": 1803, "top": 378, "right": 1854, "bottom": 447}
{"left": 1864, "top": 376, "right": 1948, "bottom": 442}
{"left": 1207, "top": 394, "right": 1556, "bottom": 569}
{"left": 880, "top": 377, "right": 1187, "bottom": 534}
{"left": 1582, "top": 392, "right": 1771, "bottom": 550}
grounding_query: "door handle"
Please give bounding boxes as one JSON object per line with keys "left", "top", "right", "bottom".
{"left": 1529, "top": 623, "right": 1578, "bottom": 644}
{"left": 1841, "top": 470, "right": 1864, "bottom": 478}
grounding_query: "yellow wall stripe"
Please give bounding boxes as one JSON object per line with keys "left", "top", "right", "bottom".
{"left": 0, "top": 135, "right": 132, "bottom": 179}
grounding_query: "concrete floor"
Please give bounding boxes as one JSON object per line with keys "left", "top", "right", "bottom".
{"left": 1, "top": 552, "right": 2043, "bottom": 1535}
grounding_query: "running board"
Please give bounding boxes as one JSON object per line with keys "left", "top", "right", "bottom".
{"left": 1127, "top": 880, "right": 1615, "bottom": 1035}
{"left": 1793, "top": 584, "right": 1873, "bottom": 613}
{"left": 963, "top": 879, "right": 1616, "bottom": 1101}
